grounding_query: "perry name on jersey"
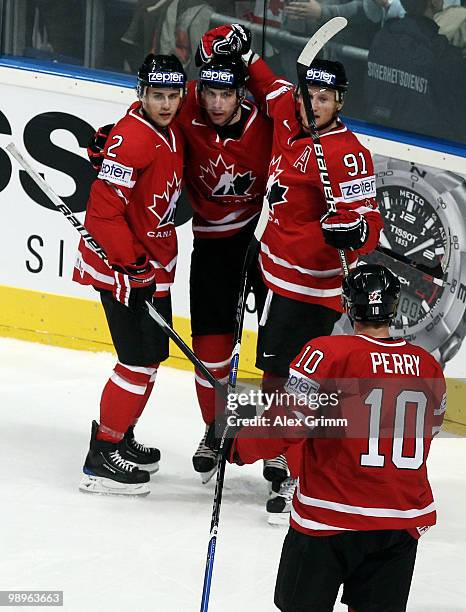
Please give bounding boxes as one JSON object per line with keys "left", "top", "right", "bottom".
{"left": 178, "top": 81, "right": 272, "bottom": 238}
{"left": 73, "top": 102, "right": 184, "bottom": 296}
{"left": 246, "top": 58, "right": 383, "bottom": 310}
{"left": 232, "top": 333, "right": 446, "bottom": 537}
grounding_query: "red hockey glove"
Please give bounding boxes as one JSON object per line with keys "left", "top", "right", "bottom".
{"left": 111, "top": 255, "right": 156, "bottom": 312}
{"left": 195, "top": 24, "right": 251, "bottom": 66}
{"left": 321, "top": 210, "right": 368, "bottom": 250}
{"left": 87, "top": 123, "right": 114, "bottom": 171}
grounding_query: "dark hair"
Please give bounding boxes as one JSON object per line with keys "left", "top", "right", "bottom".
{"left": 400, "top": 0, "right": 429, "bottom": 16}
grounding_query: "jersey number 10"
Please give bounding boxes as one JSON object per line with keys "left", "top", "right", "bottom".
{"left": 361, "top": 388, "right": 427, "bottom": 470}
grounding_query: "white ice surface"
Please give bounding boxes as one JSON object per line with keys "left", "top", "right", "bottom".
{"left": 0, "top": 337, "right": 465, "bottom": 612}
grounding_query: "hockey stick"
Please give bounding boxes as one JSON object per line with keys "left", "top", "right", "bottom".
{"left": 199, "top": 18, "right": 352, "bottom": 612}
{"left": 6, "top": 142, "right": 226, "bottom": 395}
{"left": 296, "top": 17, "right": 350, "bottom": 277}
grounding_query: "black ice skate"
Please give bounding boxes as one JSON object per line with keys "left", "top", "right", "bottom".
{"left": 119, "top": 426, "right": 160, "bottom": 474}
{"left": 263, "top": 455, "right": 288, "bottom": 483}
{"left": 192, "top": 426, "right": 218, "bottom": 484}
{"left": 79, "top": 421, "right": 150, "bottom": 496}
{"left": 266, "top": 477, "right": 297, "bottom": 525}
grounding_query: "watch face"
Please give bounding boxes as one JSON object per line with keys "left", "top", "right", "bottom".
{"left": 360, "top": 157, "right": 466, "bottom": 363}
{"left": 371, "top": 184, "right": 446, "bottom": 329}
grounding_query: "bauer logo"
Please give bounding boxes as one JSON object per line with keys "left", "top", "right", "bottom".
{"left": 148, "top": 71, "right": 184, "bottom": 85}
{"left": 306, "top": 68, "right": 336, "bottom": 86}
{"left": 98, "top": 160, "right": 134, "bottom": 187}
{"left": 200, "top": 69, "right": 235, "bottom": 86}
{"left": 339, "top": 176, "right": 376, "bottom": 202}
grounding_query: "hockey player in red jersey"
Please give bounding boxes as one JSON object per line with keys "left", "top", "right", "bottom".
{"left": 207, "top": 264, "right": 446, "bottom": 611}
{"left": 73, "top": 54, "right": 186, "bottom": 496}
{"left": 178, "top": 58, "right": 290, "bottom": 486}
{"left": 197, "top": 24, "right": 384, "bottom": 516}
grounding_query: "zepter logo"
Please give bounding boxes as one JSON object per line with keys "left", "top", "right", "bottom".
{"left": 306, "top": 68, "right": 336, "bottom": 86}
{"left": 199, "top": 69, "right": 235, "bottom": 85}
{"left": 148, "top": 71, "right": 184, "bottom": 84}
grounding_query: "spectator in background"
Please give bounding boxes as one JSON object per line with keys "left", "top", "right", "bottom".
{"left": 365, "top": 0, "right": 466, "bottom": 142}
{"left": 434, "top": 0, "right": 466, "bottom": 53}
{"left": 283, "top": 0, "right": 404, "bottom": 31}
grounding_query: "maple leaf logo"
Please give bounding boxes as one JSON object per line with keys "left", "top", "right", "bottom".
{"left": 199, "top": 154, "right": 256, "bottom": 199}
{"left": 265, "top": 156, "right": 288, "bottom": 213}
{"left": 147, "top": 172, "right": 182, "bottom": 228}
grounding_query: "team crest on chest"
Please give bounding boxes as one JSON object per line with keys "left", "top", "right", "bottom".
{"left": 147, "top": 172, "right": 182, "bottom": 229}
{"left": 199, "top": 154, "right": 256, "bottom": 199}
{"left": 265, "top": 156, "right": 288, "bottom": 217}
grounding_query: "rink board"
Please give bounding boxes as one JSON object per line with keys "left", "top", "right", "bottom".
{"left": 0, "top": 64, "right": 465, "bottom": 434}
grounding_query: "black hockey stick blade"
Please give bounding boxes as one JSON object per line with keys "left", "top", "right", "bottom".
{"left": 375, "top": 246, "right": 445, "bottom": 280}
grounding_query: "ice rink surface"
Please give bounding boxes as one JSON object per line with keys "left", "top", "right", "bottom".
{"left": 1, "top": 337, "right": 465, "bottom": 612}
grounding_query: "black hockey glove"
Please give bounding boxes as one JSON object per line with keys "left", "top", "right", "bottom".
{"left": 205, "top": 402, "right": 256, "bottom": 461}
{"left": 87, "top": 123, "right": 114, "bottom": 171}
{"left": 321, "top": 210, "right": 368, "bottom": 250}
{"left": 111, "top": 255, "right": 156, "bottom": 312}
{"left": 195, "top": 24, "right": 252, "bottom": 66}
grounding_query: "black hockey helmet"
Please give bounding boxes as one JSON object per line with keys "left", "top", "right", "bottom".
{"left": 305, "top": 58, "right": 348, "bottom": 92}
{"left": 301, "top": 58, "right": 348, "bottom": 105}
{"left": 342, "top": 264, "right": 401, "bottom": 323}
{"left": 137, "top": 54, "right": 187, "bottom": 97}
{"left": 198, "top": 58, "right": 247, "bottom": 98}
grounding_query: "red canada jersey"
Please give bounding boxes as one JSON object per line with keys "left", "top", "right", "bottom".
{"left": 247, "top": 58, "right": 383, "bottom": 310}
{"left": 177, "top": 81, "right": 272, "bottom": 238}
{"left": 233, "top": 334, "right": 446, "bottom": 537}
{"left": 73, "top": 102, "right": 184, "bottom": 296}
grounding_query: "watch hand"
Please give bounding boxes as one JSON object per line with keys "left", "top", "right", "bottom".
{"left": 378, "top": 230, "right": 392, "bottom": 250}
{"left": 404, "top": 238, "right": 435, "bottom": 257}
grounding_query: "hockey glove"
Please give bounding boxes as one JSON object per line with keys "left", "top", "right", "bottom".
{"left": 321, "top": 210, "right": 368, "bottom": 250}
{"left": 111, "top": 255, "right": 156, "bottom": 312}
{"left": 195, "top": 24, "right": 252, "bottom": 66}
{"left": 87, "top": 123, "right": 114, "bottom": 171}
{"left": 205, "top": 402, "right": 256, "bottom": 460}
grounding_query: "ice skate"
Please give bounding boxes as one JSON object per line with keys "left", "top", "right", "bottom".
{"left": 79, "top": 421, "right": 150, "bottom": 496}
{"left": 267, "top": 477, "right": 297, "bottom": 525}
{"left": 119, "top": 425, "right": 160, "bottom": 474}
{"left": 192, "top": 426, "right": 218, "bottom": 484}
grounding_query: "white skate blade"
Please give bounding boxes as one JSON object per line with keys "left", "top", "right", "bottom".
{"left": 267, "top": 511, "right": 291, "bottom": 526}
{"left": 79, "top": 475, "right": 150, "bottom": 497}
{"left": 200, "top": 466, "right": 217, "bottom": 484}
